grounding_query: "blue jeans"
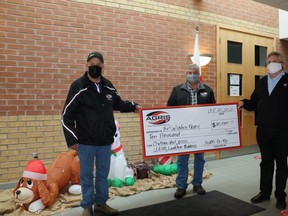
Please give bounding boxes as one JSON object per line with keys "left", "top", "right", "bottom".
{"left": 176, "top": 153, "right": 205, "bottom": 189}
{"left": 78, "top": 144, "right": 111, "bottom": 208}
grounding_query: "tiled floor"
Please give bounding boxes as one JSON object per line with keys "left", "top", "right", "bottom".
{"left": 56, "top": 152, "right": 287, "bottom": 216}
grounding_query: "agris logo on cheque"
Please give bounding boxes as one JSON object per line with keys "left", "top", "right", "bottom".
{"left": 146, "top": 111, "right": 170, "bottom": 125}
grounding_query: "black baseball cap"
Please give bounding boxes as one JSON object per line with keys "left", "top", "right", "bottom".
{"left": 87, "top": 52, "right": 104, "bottom": 63}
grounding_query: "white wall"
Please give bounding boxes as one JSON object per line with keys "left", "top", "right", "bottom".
{"left": 279, "top": 9, "right": 288, "bottom": 40}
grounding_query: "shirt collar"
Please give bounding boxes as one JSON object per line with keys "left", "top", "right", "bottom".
{"left": 185, "top": 81, "right": 205, "bottom": 90}
{"left": 267, "top": 70, "right": 285, "bottom": 81}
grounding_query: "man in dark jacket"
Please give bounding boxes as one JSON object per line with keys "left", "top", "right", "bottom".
{"left": 61, "top": 51, "right": 141, "bottom": 216}
{"left": 238, "top": 51, "right": 288, "bottom": 210}
{"left": 167, "top": 63, "right": 215, "bottom": 199}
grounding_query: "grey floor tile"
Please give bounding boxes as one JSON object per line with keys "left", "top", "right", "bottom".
{"left": 55, "top": 153, "right": 287, "bottom": 216}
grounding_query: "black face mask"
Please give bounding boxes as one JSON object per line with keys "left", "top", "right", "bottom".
{"left": 88, "top": 65, "right": 102, "bottom": 78}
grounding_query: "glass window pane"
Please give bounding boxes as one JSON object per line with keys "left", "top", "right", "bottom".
{"left": 255, "top": 45, "right": 267, "bottom": 66}
{"left": 227, "top": 41, "right": 242, "bottom": 64}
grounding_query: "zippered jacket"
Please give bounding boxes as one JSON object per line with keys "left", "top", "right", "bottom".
{"left": 242, "top": 72, "right": 288, "bottom": 129}
{"left": 167, "top": 81, "right": 216, "bottom": 106}
{"left": 61, "top": 72, "right": 138, "bottom": 147}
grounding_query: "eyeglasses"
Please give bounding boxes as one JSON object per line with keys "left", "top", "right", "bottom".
{"left": 267, "top": 60, "right": 280, "bottom": 65}
{"left": 186, "top": 70, "right": 199, "bottom": 75}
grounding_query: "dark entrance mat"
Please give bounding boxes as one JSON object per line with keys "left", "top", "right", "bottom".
{"left": 119, "top": 190, "right": 265, "bottom": 216}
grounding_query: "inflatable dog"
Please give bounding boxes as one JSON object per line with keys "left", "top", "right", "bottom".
{"left": 13, "top": 150, "right": 81, "bottom": 213}
{"left": 108, "top": 120, "right": 135, "bottom": 187}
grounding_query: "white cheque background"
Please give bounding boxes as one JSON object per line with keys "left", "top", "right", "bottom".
{"left": 141, "top": 104, "right": 241, "bottom": 157}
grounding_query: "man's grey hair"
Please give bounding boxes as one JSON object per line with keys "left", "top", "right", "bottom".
{"left": 267, "top": 51, "right": 284, "bottom": 64}
{"left": 186, "top": 64, "right": 199, "bottom": 71}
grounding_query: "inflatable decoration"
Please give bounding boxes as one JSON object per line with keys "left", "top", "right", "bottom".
{"left": 108, "top": 120, "right": 135, "bottom": 187}
{"left": 151, "top": 156, "right": 178, "bottom": 175}
{"left": 13, "top": 150, "right": 81, "bottom": 213}
{"left": 131, "top": 161, "right": 150, "bottom": 179}
{"left": 158, "top": 156, "right": 173, "bottom": 165}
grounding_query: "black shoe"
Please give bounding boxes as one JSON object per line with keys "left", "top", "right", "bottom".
{"left": 174, "top": 188, "right": 186, "bottom": 199}
{"left": 276, "top": 199, "right": 287, "bottom": 210}
{"left": 94, "top": 204, "right": 118, "bottom": 216}
{"left": 193, "top": 185, "right": 206, "bottom": 195}
{"left": 250, "top": 193, "right": 270, "bottom": 203}
{"left": 82, "top": 208, "right": 93, "bottom": 216}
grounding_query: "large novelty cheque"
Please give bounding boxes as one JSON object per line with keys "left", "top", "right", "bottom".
{"left": 140, "top": 103, "right": 241, "bottom": 159}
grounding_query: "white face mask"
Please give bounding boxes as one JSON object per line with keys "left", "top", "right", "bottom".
{"left": 267, "top": 62, "right": 282, "bottom": 74}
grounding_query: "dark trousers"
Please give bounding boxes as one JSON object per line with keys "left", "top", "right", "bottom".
{"left": 256, "top": 127, "right": 288, "bottom": 199}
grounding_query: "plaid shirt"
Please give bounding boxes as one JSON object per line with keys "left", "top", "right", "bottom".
{"left": 188, "top": 84, "right": 198, "bottom": 105}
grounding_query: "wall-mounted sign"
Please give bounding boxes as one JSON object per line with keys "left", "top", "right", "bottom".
{"left": 140, "top": 103, "right": 242, "bottom": 159}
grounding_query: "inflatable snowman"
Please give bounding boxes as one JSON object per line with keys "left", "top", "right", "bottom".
{"left": 108, "top": 120, "right": 135, "bottom": 187}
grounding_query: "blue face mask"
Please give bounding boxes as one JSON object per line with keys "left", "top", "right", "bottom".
{"left": 186, "top": 73, "right": 199, "bottom": 83}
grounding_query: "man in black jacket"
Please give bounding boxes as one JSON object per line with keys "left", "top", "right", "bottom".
{"left": 238, "top": 51, "right": 288, "bottom": 210}
{"left": 61, "top": 51, "right": 141, "bottom": 216}
{"left": 167, "top": 63, "right": 216, "bottom": 199}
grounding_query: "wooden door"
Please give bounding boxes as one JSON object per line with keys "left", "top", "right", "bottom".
{"left": 217, "top": 26, "right": 275, "bottom": 147}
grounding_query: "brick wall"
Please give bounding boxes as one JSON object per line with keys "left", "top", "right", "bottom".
{"left": 0, "top": 0, "right": 286, "bottom": 183}
{"left": 0, "top": 113, "right": 141, "bottom": 182}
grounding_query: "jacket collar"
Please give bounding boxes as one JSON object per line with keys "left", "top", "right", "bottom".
{"left": 83, "top": 71, "right": 109, "bottom": 87}
{"left": 181, "top": 81, "right": 205, "bottom": 91}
